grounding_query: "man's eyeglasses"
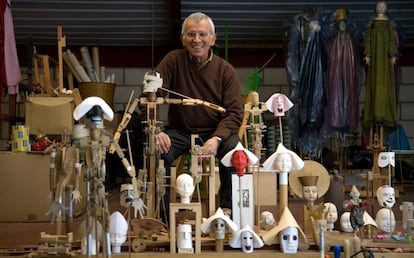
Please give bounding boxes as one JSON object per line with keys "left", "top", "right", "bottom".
{"left": 185, "top": 31, "right": 210, "bottom": 39}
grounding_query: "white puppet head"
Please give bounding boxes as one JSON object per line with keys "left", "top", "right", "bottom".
{"left": 109, "top": 211, "right": 128, "bottom": 253}
{"left": 262, "top": 143, "right": 304, "bottom": 172}
{"left": 228, "top": 224, "right": 264, "bottom": 253}
{"left": 265, "top": 93, "right": 294, "bottom": 117}
{"left": 324, "top": 202, "right": 338, "bottom": 231}
{"left": 201, "top": 207, "right": 238, "bottom": 240}
{"left": 375, "top": 208, "right": 396, "bottom": 233}
{"left": 280, "top": 226, "right": 299, "bottom": 253}
{"left": 376, "top": 185, "right": 395, "bottom": 208}
{"left": 340, "top": 212, "right": 353, "bottom": 233}
{"left": 176, "top": 173, "right": 195, "bottom": 204}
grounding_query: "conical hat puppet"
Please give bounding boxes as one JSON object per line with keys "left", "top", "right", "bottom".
{"left": 265, "top": 93, "right": 294, "bottom": 117}
{"left": 221, "top": 142, "right": 259, "bottom": 176}
{"left": 228, "top": 224, "right": 264, "bottom": 249}
{"left": 261, "top": 207, "right": 309, "bottom": 250}
{"left": 262, "top": 143, "right": 304, "bottom": 172}
{"left": 73, "top": 96, "right": 114, "bottom": 121}
{"left": 201, "top": 207, "right": 239, "bottom": 234}
{"left": 289, "top": 160, "right": 330, "bottom": 199}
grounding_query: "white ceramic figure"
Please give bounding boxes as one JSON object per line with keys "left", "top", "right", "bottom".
{"left": 280, "top": 226, "right": 299, "bottom": 253}
{"left": 340, "top": 212, "right": 353, "bottom": 233}
{"left": 228, "top": 224, "right": 264, "bottom": 253}
{"left": 259, "top": 211, "right": 276, "bottom": 230}
{"left": 176, "top": 173, "right": 195, "bottom": 204}
{"left": 375, "top": 208, "right": 396, "bottom": 233}
{"left": 109, "top": 211, "right": 128, "bottom": 253}
{"left": 177, "top": 223, "right": 193, "bottom": 251}
{"left": 324, "top": 202, "right": 338, "bottom": 231}
{"left": 376, "top": 185, "right": 396, "bottom": 208}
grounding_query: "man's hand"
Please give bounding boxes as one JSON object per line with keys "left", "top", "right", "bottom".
{"left": 201, "top": 137, "right": 220, "bottom": 156}
{"left": 156, "top": 131, "right": 171, "bottom": 154}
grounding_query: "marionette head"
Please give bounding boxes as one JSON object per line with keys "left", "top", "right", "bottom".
{"left": 120, "top": 183, "right": 134, "bottom": 208}
{"left": 280, "top": 226, "right": 299, "bottom": 253}
{"left": 228, "top": 225, "right": 264, "bottom": 253}
{"left": 376, "top": 208, "right": 396, "bottom": 233}
{"left": 142, "top": 71, "right": 163, "bottom": 93}
{"left": 201, "top": 208, "right": 239, "bottom": 240}
{"left": 376, "top": 185, "right": 395, "bottom": 208}
{"left": 176, "top": 173, "right": 195, "bottom": 204}
{"left": 299, "top": 176, "right": 319, "bottom": 202}
{"left": 259, "top": 211, "right": 276, "bottom": 230}
{"left": 109, "top": 211, "right": 128, "bottom": 253}
{"left": 263, "top": 143, "right": 304, "bottom": 172}
{"left": 221, "top": 142, "right": 258, "bottom": 177}
{"left": 376, "top": 1, "right": 387, "bottom": 16}
{"left": 324, "top": 202, "right": 338, "bottom": 226}
{"left": 350, "top": 185, "right": 361, "bottom": 201}
{"left": 265, "top": 93, "right": 294, "bottom": 117}
{"left": 177, "top": 223, "right": 193, "bottom": 249}
{"left": 231, "top": 150, "right": 249, "bottom": 176}
{"left": 73, "top": 96, "right": 114, "bottom": 128}
{"left": 340, "top": 212, "right": 353, "bottom": 233}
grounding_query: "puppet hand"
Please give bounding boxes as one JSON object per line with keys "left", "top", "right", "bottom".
{"left": 132, "top": 197, "right": 147, "bottom": 219}
{"left": 72, "top": 190, "right": 82, "bottom": 203}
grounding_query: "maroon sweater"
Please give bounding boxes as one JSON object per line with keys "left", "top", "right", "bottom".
{"left": 156, "top": 49, "right": 243, "bottom": 140}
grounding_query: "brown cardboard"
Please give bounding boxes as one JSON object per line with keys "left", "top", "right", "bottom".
{"left": 25, "top": 96, "right": 74, "bottom": 135}
{"left": 0, "top": 151, "right": 85, "bottom": 222}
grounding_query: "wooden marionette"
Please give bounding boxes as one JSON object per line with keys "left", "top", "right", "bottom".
{"left": 242, "top": 91, "right": 267, "bottom": 159}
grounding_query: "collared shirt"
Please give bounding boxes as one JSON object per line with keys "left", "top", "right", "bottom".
{"left": 188, "top": 49, "right": 214, "bottom": 70}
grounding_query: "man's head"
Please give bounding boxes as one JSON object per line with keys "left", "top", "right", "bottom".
{"left": 181, "top": 12, "right": 217, "bottom": 62}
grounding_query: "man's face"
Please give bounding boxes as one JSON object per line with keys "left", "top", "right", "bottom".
{"left": 181, "top": 18, "right": 216, "bottom": 62}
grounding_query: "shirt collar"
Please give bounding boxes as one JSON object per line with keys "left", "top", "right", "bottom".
{"left": 188, "top": 49, "right": 214, "bottom": 69}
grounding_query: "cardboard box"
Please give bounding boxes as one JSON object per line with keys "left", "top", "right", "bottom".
{"left": 0, "top": 151, "right": 85, "bottom": 222}
{"left": 25, "top": 96, "right": 74, "bottom": 135}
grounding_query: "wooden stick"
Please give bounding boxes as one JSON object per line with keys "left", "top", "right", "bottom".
{"left": 57, "top": 26, "right": 66, "bottom": 91}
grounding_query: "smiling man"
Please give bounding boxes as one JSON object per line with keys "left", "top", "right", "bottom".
{"left": 151, "top": 12, "right": 244, "bottom": 220}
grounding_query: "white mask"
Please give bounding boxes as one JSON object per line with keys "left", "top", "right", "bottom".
{"left": 280, "top": 226, "right": 299, "bottom": 253}
{"left": 241, "top": 231, "right": 254, "bottom": 253}
{"left": 377, "top": 186, "right": 395, "bottom": 208}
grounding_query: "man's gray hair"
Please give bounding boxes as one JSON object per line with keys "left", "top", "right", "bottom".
{"left": 181, "top": 12, "right": 215, "bottom": 35}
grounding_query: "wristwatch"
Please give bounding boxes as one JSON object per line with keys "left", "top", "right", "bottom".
{"left": 215, "top": 136, "right": 222, "bottom": 144}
